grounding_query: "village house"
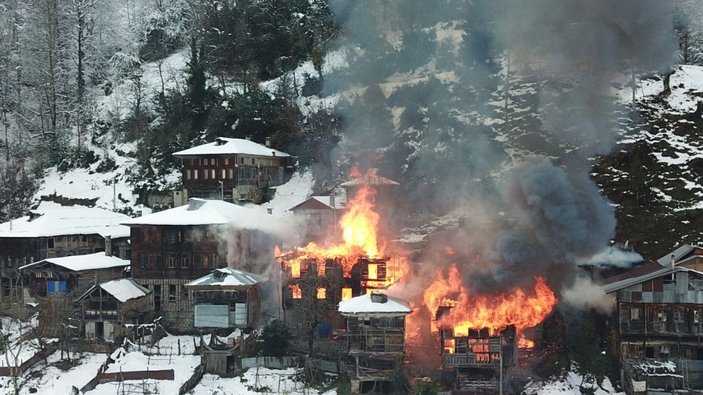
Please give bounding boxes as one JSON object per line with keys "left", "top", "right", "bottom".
{"left": 122, "top": 198, "right": 277, "bottom": 333}
{"left": 338, "top": 292, "right": 411, "bottom": 394}
{"left": 288, "top": 195, "right": 345, "bottom": 243}
{"left": 0, "top": 202, "right": 130, "bottom": 306}
{"left": 439, "top": 325, "right": 518, "bottom": 393}
{"left": 19, "top": 252, "right": 130, "bottom": 301}
{"left": 173, "top": 137, "right": 292, "bottom": 203}
{"left": 185, "top": 267, "right": 264, "bottom": 330}
{"left": 603, "top": 244, "right": 703, "bottom": 393}
{"left": 77, "top": 278, "right": 151, "bottom": 342}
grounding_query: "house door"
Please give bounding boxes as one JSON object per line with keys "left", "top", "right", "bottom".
{"left": 96, "top": 322, "right": 104, "bottom": 341}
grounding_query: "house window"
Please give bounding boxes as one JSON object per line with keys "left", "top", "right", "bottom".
{"left": 181, "top": 254, "right": 189, "bottom": 268}
{"left": 204, "top": 170, "right": 209, "bottom": 180}
{"left": 181, "top": 285, "right": 188, "bottom": 301}
{"left": 169, "top": 285, "right": 176, "bottom": 301}
{"left": 194, "top": 170, "right": 199, "bottom": 180}
{"left": 316, "top": 287, "right": 326, "bottom": 299}
{"left": 168, "top": 255, "right": 177, "bottom": 268}
{"left": 202, "top": 255, "right": 210, "bottom": 269}
{"left": 289, "top": 284, "right": 302, "bottom": 299}
{"left": 368, "top": 263, "right": 378, "bottom": 280}
{"left": 251, "top": 158, "right": 255, "bottom": 165}
{"left": 228, "top": 169, "right": 234, "bottom": 179}
{"left": 212, "top": 157, "right": 217, "bottom": 166}
{"left": 186, "top": 170, "right": 191, "bottom": 180}
{"left": 239, "top": 158, "right": 244, "bottom": 164}
{"left": 221, "top": 169, "right": 226, "bottom": 179}
{"left": 674, "top": 309, "right": 685, "bottom": 322}
{"left": 694, "top": 310, "right": 701, "bottom": 323}
{"left": 224, "top": 158, "right": 229, "bottom": 165}
{"left": 630, "top": 307, "right": 641, "bottom": 320}
{"left": 47, "top": 280, "right": 67, "bottom": 295}
{"left": 47, "top": 238, "right": 54, "bottom": 249}
{"left": 211, "top": 169, "right": 215, "bottom": 179}
{"left": 342, "top": 287, "right": 352, "bottom": 301}
{"left": 317, "top": 261, "right": 325, "bottom": 277}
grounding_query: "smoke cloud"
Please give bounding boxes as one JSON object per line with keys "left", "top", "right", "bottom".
{"left": 325, "top": 0, "right": 675, "bottom": 299}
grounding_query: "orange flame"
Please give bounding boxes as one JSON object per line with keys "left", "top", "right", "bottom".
{"left": 278, "top": 184, "right": 407, "bottom": 290}
{"left": 423, "top": 264, "right": 557, "bottom": 344}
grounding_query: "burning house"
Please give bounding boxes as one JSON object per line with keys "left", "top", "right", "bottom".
{"left": 277, "top": 183, "right": 409, "bottom": 334}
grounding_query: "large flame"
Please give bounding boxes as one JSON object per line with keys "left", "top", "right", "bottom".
{"left": 278, "top": 184, "right": 406, "bottom": 289}
{"left": 423, "top": 264, "right": 557, "bottom": 342}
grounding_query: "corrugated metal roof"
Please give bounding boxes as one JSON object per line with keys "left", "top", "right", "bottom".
{"left": 340, "top": 168, "right": 399, "bottom": 187}
{"left": 185, "top": 267, "right": 264, "bottom": 288}
{"left": 0, "top": 202, "right": 130, "bottom": 239}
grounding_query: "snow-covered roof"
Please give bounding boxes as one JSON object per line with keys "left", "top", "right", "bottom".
{"left": 122, "top": 198, "right": 271, "bottom": 226}
{"left": 340, "top": 168, "right": 399, "bottom": 187}
{"left": 20, "top": 252, "right": 130, "bottom": 272}
{"left": 173, "top": 137, "right": 290, "bottom": 158}
{"left": 185, "top": 267, "right": 264, "bottom": 288}
{"left": 289, "top": 195, "right": 346, "bottom": 211}
{"left": 0, "top": 202, "right": 131, "bottom": 239}
{"left": 79, "top": 278, "right": 149, "bottom": 303}
{"left": 602, "top": 266, "right": 703, "bottom": 294}
{"left": 338, "top": 292, "right": 411, "bottom": 315}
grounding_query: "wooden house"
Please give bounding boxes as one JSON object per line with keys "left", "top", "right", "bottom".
{"left": 185, "top": 267, "right": 264, "bottom": 329}
{"left": 288, "top": 195, "right": 345, "bottom": 243}
{"left": 77, "top": 278, "right": 151, "bottom": 342}
{"left": 439, "top": 325, "right": 517, "bottom": 393}
{"left": 0, "top": 202, "right": 131, "bottom": 305}
{"left": 19, "top": 252, "right": 129, "bottom": 300}
{"left": 338, "top": 292, "right": 411, "bottom": 394}
{"left": 603, "top": 245, "right": 703, "bottom": 393}
{"left": 173, "top": 137, "right": 291, "bottom": 203}
{"left": 122, "top": 198, "right": 278, "bottom": 332}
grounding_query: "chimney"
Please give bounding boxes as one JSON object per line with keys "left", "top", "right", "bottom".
{"left": 671, "top": 254, "right": 676, "bottom": 280}
{"left": 265, "top": 136, "right": 272, "bottom": 147}
{"left": 105, "top": 236, "right": 112, "bottom": 257}
{"left": 370, "top": 292, "right": 388, "bottom": 304}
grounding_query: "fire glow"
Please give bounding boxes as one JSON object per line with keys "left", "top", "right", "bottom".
{"left": 278, "top": 184, "right": 407, "bottom": 289}
{"left": 423, "top": 263, "right": 558, "bottom": 343}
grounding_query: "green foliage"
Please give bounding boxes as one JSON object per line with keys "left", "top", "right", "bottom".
{"left": 258, "top": 320, "right": 290, "bottom": 357}
{"left": 198, "top": 0, "right": 338, "bottom": 81}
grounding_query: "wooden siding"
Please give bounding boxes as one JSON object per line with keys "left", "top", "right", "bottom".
{"left": 130, "top": 225, "right": 226, "bottom": 280}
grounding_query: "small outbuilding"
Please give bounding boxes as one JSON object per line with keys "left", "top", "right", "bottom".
{"left": 77, "top": 278, "right": 151, "bottom": 342}
{"left": 185, "top": 267, "right": 264, "bottom": 330}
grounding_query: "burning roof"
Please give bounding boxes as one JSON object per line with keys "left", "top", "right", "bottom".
{"left": 340, "top": 168, "right": 399, "bottom": 187}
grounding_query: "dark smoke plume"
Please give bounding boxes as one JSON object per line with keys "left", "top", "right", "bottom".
{"left": 325, "top": 0, "right": 675, "bottom": 305}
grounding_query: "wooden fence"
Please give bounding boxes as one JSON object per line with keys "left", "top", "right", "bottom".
{"left": 0, "top": 346, "right": 56, "bottom": 377}
{"left": 178, "top": 363, "right": 205, "bottom": 395}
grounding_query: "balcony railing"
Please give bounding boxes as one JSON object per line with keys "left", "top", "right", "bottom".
{"left": 443, "top": 352, "right": 500, "bottom": 367}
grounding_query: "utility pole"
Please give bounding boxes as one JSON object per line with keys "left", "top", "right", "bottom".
{"left": 499, "top": 335, "right": 503, "bottom": 395}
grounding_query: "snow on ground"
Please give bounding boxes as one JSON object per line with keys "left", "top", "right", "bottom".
{"left": 1, "top": 352, "right": 109, "bottom": 395}
{"left": 84, "top": 348, "right": 200, "bottom": 395}
{"left": 33, "top": 140, "right": 145, "bottom": 211}
{"left": 192, "top": 367, "right": 337, "bottom": 395}
{"left": 524, "top": 371, "right": 623, "bottom": 395}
